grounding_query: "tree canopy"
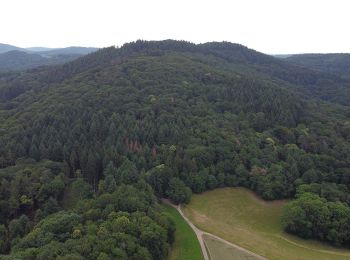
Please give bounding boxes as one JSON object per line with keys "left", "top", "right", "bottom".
{"left": 0, "top": 40, "right": 350, "bottom": 255}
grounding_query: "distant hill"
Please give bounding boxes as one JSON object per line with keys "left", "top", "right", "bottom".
{"left": 1, "top": 40, "right": 349, "bottom": 104}
{"left": 0, "top": 50, "right": 83, "bottom": 71}
{"left": 192, "top": 42, "right": 350, "bottom": 106}
{"left": 282, "top": 53, "right": 350, "bottom": 79}
{"left": 25, "top": 47, "right": 54, "bottom": 52}
{"left": 0, "top": 43, "right": 25, "bottom": 53}
{"left": 273, "top": 54, "right": 293, "bottom": 58}
{"left": 38, "top": 46, "right": 98, "bottom": 56}
{"left": 0, "top": 43, "right": 98, "bottom": 71}
{"left": 0, "top": 50, "right": 47, "bottom": 70}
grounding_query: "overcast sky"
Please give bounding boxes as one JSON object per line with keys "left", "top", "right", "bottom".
{"left": 1, "top": 0, "right": 349, "bottom": 54}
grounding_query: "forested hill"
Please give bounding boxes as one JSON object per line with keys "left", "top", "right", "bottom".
{"left": 284, "top": 53, "right": 350, "bottom": 79}
{"left": 0, "top": 40, "right": 350, "bottom": 258}
{"left": 0, "top": 50, "right": 82, "bottom": 71}
{"left": 0, "top": 44, "right": 98, "bottom": 72}
{"left": 0, "top": 43, "right": 24, "bottom": 53}
{"left": 2, "top": 40, "right": 350, "bottom": 105}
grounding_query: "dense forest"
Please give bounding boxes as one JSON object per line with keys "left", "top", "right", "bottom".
{"left": 0, "top": 40, "right": 349, "bottom": 258}
{"left": 284, "top": 53, "right": 350, "bottom": 79}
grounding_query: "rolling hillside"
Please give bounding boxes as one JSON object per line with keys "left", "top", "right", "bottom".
{"left": 0, "top": 43, "right": 25, "bottom": 53}
{"left": 284, "top": 53, "right": 350, "bottom": 79}
{"left": 0, "top": 43, "right": 98, "bottom": 71}
{"left": 0, "top": 40, "right": 349, "bottom": 258}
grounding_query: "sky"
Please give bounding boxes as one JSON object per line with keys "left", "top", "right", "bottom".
{"left": 1, "top": 0, "right": 350, "bottom": 54}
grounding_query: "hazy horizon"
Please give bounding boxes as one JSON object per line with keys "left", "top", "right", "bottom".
{"left": 3, "top": 40, "right": 350, "bottom": 56}
{"left": 1, "top": 0, "right": 350, "bottom": 54}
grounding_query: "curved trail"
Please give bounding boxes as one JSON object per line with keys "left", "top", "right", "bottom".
{"left": 163, "top": 199, "right": 266, "bottom": 260}
{"left": 276, "top": 235, "right": 350, "bottom": 257}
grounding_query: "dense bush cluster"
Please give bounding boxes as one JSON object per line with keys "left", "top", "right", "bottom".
{"left": 282, "top": 191, "right": 350, "bottom": 246}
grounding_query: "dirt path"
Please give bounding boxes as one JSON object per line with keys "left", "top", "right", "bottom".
{"left": 163, "top": 199, "right": 266, "bottom": 260}
{"left": 276, "top": 234, "right": 350, "bottom": 257}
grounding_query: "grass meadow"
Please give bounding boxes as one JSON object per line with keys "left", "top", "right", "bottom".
{"left": 183, "top": 187, "right": 350, "bottom": 260}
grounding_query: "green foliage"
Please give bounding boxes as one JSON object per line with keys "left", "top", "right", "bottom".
{"left": 70, "top": 178, "right": 93, "bottom": 201}
{"left": 166, "top": 178, "right": 192, "bottom": 204}
{"left": 0, "top": 224, "right": 8, "bottom": 253}
{"left": 0, "top": 160, "right": 66, "bottom": 225}
{"left": 285, "top": 53, "right": 350, "bottom": 79}
{"left": 8, "top": 183, "right": 173, "bottom": 259}
{"left": 282, "top": 192, "right": 350, "bottom": 245}
{"left": 8, "top": 215, "right": 30, "bottom": 240}
{"left": 0, "top": 40, "right": 349, "bottom": 251}
{"left": 297, "top": 183, "right": 350, "bottom": 205}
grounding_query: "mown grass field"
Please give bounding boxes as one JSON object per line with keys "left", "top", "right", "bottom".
{"left": 183, "top": 187, "right": 350, "bottom": 260}
{"left": 163, "top": 205, "right": 204, "bottom": 260}
{"left": 203, "top": 234, "right": 260, "bottom": 260}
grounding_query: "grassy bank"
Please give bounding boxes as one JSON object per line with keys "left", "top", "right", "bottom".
{"left": 163, "top": 205, "right": 203, "bottom": 260}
